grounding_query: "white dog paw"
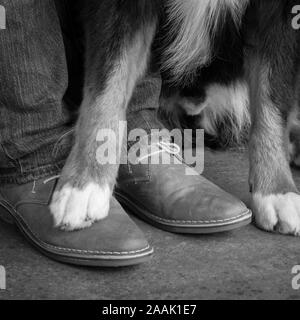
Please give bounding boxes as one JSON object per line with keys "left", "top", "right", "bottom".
{"left": 50, "top": 182, "right": 111, "bottom": 231}
{"left": 252, "top": 192, "right": 300, "bottom": 236}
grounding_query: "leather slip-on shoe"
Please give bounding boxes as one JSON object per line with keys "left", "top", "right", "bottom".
{"left": 116, "top": 143, "right": 252, "bottom": 234}
{"left": 0, "top": 178, "right": 153, "bottom": 267}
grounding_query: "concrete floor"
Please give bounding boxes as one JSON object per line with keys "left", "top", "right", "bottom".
{"left": 1, "top": 148, "right": 300, "bottom": 300}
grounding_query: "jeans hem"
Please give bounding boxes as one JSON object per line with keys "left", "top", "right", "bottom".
{"left": 0, "top": 161, "right": 65, "bottom": 185}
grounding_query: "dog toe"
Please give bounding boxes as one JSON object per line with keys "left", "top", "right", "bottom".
{"left": 253, "top": 192, "right": 300, "bottom": 236}
{"left": 50, "top": 182, "right": 111, "bottom": 231}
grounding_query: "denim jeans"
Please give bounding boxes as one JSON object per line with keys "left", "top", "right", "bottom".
{"left": 0, "top": 0, "right": 161, "bottom": 184}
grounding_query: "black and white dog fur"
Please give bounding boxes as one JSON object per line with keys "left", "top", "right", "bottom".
{"left": 50, "top": 0, "right": 300, "bottom": 237}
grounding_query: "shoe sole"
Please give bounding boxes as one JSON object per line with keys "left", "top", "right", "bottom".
{"left": 115, "top": 191, "right": 252, "bottom": 234}
{"left": 0, "top": 205, "right": 153, "bottom": 268}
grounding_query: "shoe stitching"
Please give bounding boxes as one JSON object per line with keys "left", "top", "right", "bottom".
{"left": 146, "top": 210, "right": 252, "bottom": 225}
{"left": 0, "top": 201, "right": 152, "bottom": 256}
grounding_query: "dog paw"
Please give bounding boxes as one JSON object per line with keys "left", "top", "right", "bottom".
{"left": 252, "top": 193, "right": 300, "bottom": 236}
{"left": 50, "top": 182, "right": 111, "bottom": 231}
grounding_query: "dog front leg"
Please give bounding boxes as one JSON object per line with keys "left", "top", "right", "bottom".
{"left": 247, "top": 50, "right": 300, "bottom": 235}
{"left": 50, "top": 17, "right": 156, "bottom": 231}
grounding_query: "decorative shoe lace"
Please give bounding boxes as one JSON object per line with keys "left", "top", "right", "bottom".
{"left": 137, "top": 141, "right": 181, "bottom": 163}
